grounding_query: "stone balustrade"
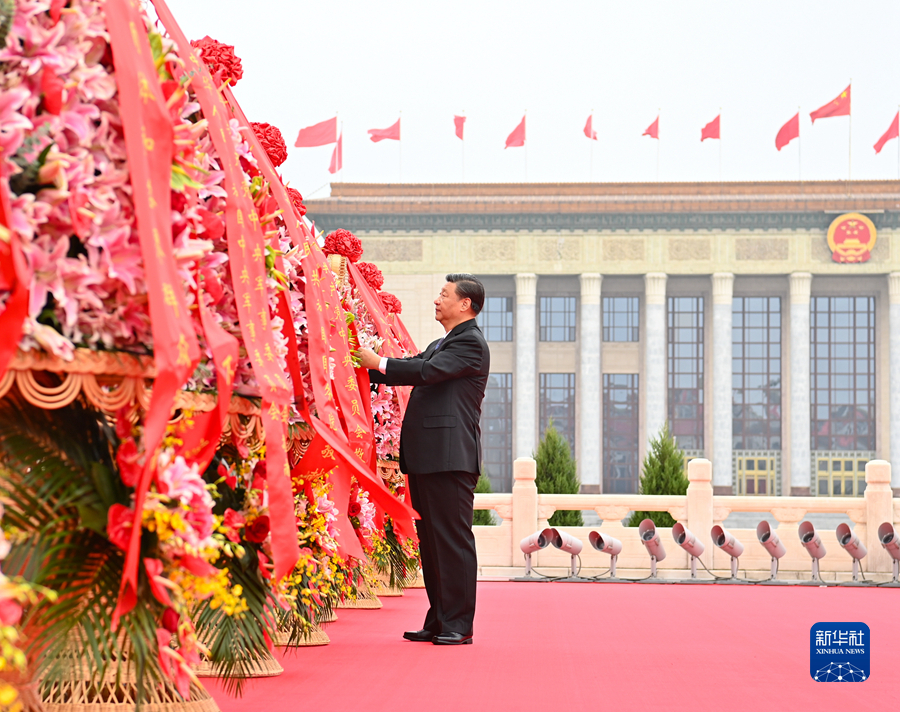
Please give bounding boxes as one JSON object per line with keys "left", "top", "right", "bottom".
{"left": 473, "top": 457, "right": 898, "bottom": 580}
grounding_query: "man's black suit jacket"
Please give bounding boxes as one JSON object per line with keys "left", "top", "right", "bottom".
{"left": 369, "top": 319, "right": 490, "bottom": 476}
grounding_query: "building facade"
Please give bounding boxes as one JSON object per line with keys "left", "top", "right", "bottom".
{"left": 307, "top": 181, "right": 900, "bottom": 497}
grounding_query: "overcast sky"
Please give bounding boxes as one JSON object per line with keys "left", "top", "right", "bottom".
{"left": 168, "top": 0, "right": 900, "bottom": 198}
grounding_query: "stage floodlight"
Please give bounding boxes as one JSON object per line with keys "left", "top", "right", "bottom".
{"left": 878, "top": 523, "right": 900, "bottom": 585}
{"left": 548, "top": 528, "right": 583, "bottom": 579}
{"left": 638, "top": 519, "right": 666, "bottom": 578}
{"left": 711, "top": 525, "right": 745, "bottom": 580}
{"left": 836, "top": 523, "right": 868, "bottom": 585}
{"left": 798, "top": 521, "right": 827, "bottom": 583}
{"left": 756, "top": 522, "right": 787, "bottom": 583}
{"left": 589, "top": 531, "right": 623, "bottom": 578}
{"left": 516, "top": 528, "right": 553, "bottom": 580}
{"left": 672, "top": 523, "right": 705, "bottom": 579}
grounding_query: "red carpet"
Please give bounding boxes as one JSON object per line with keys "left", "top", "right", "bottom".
{"left": 206, "top": 582, "right": 898, "bottom": 711}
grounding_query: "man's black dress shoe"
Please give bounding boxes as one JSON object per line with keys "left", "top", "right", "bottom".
{"left": 403, "top": 629, "right": 436, "bottom": 642}
{"left": 432, "top": 632, "right": 473, "bottom": 645}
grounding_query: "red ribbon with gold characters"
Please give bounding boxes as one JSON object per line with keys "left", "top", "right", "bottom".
{"left": 0, "top": 160, "right": 29, "bottom": 382}
{"left": 217, "top": 86, "right": 417, "bottom": 540}
{"left": 175, "top": 274, "right": 239, "bottom": 472}
{"left": 149, "top": 0, "right": 299, "bottom": 581}
{"left": 105, "top": 0, "right": 201, "bottom": 624}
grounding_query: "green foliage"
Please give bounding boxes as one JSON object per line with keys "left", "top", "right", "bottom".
{"left": 0, "top": 395, "right": 163, "bottom": 699}
{"left": 534, "top": 423, "right": 582, "bottom": 527}
{"left": 626, "top": 424, "right": 689, "bottom": 528}
{"left": 472, "top": 472, "right": 495, "bottom": 526}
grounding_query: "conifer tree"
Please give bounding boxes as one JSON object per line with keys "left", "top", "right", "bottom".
{"left": 627, "top": 424, "right": 689, "bottom": 528}
{"left": 534, "top": 422, "right": 583, "bottom": 527}
{"left": 472, "top": 471, "right": 496, "bottom": 526}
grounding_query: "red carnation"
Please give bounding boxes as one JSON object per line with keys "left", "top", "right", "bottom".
{"left": 107, "top": 504, "right": 134, "bottom": 551}
{"left": 286, "top": 187, "right": 307, "bottom": 217}
{"left": 356, "top": 262, "right": 384, "bottom": 291}
{"left": 348, "top": 502, "right": 362, "bottom": 517}
{"left": 189, "top": 36, "right": 244, "bottom": 87}
{"left": 251, "top": 122, "right": 288, "bottom": 167}
{"left": 223, "top": 508, "right": 246, "bottom": 543}
{"left": 323, "top": 229, "right": 364, "bottom": 263}
{"left": 245, "top": 516, "right": 270, "bottom": 544}
{"left": 380, "top": 292, "right": 402, "bottom": 314}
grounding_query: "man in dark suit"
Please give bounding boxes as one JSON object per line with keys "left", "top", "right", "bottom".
{"left": 359, "top": 274, "right": 489, "bottom": 646}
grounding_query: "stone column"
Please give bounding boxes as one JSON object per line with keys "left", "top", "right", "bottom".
{"left": 711, "top": 273, "right": 734, "bottom": 495}
{"left": 515, "top": 274, "right": 538, "bottom": 458}
{"left": 511, "top": 457, "right": 539, "bottom": 567}
{"left": 864, "top": 460, "right": 893, "bottom": 573}
{"left": 644, "top": 273, "right": 668, "bottom": 444}
{"left": 789, "top": 273, "right": 812, "bottom": 496}
{"left": 579, "top": 274, "right": 602, "bottom": 492}
{"left": 889, "top": 274, "right": 900, "bottom": 493}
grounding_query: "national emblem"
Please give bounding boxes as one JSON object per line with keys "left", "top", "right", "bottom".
{"left": 826, "top": 212, "right": 877, "bottom": 264}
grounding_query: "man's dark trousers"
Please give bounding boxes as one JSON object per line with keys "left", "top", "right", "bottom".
{"left": 409, "top": 470, "right": 479, "bottom": 635}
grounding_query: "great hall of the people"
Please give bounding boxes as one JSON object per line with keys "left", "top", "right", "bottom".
{"left": 307, "top": 180, "right": 900, "bottom": 499}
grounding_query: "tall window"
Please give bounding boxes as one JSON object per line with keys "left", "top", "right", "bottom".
{"left": 668, "top": 297, "right": 704, "bottom": 450}
{"left": 539, "top": 373, "right": 576, "bottom": 455}
{"left": 477, "top": 296, "right": 513, "bottom": 342}
{"left": 603, "top": 296, "right": 640, "bottom": 342}
{"left": 481, "top": 373, "right": 513, "bottom": 492}
{"left": 810, "top": 297, "right": 875, "bottom": 451}
{"left": 603, "top": 374, "right": 640, "bottom": 493}
{"left": 732, "top": 297, "right": 782, "bottom": 450}
{"left": 539, "top": 296, "right": 576, "bottom": 342}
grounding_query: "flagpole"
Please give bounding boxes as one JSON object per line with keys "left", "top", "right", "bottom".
{"left": 656, "top": 108, "right": 661, "bottom": 182}
{"left": 524, "top": 109, "right": 528, "bottom": 182}
{"left": 461, "top": 110, "right": 466, "bottom": 182}
{"left": 719, "top": 106, "right": 723, "bottom": 182}
{"left": 398, "top": 110, "right": 402, "bottom": 183}
{"left": 897, "top": 105, "right": 899, "bottom": 180}
{"left": 848, "top": 80, "right": 852, "bottom": 183}
{"left": 798, "top": 106, "right": 801, "bottom": 183}
{"left": 590, "top": 109, "right": 594, "bottom": 182}
{"left": 339, "top": 119, "right": 344, "bottom": 183}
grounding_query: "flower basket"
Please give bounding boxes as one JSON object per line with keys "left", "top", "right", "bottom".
{"left": 194, "top": 649, "right": 283, "bottom": 679}
{"left": 39, "top": 636, "right": 219, "bottom": 712}
{"left": 371, "top": 571, "right": 404, "bottom": 597}
{"left": 0, "top": 348, "right": 274, "bottom": 454}
{"left": 273, "top": 623, "right": 330, "bottom": 647}
{"left": 325, "top": 254, "right": 349, "bottom": 287}
{"left": 317, "top": 609, "right": 338, "bottom": 624}
{"left": 336, "top": 582, "right": 382, "bottom": 610}
{"left": 377, "top": 459, "right": 405, "bottom": 489}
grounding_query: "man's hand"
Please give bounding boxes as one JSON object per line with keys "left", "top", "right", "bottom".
{"left": 358, "top": 347, "right": 381, "bottom": 370}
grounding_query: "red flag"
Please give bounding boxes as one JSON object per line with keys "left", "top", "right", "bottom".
{"left": 584, "top": 115, "right": 597, "bottom": 140}
{"left": 700, "top": 114, "right": 720, "bottom": 141}
{"left": 874, "top": 112, "right": 899, "bottom": 154}
{"left": 775, "top": 113, "right": 800, "bottom": 151}
{"left": 295, "top": 116, "right": 337, "bottom": 147}
{"left": 368, "top": 118, "right": 400, "bottom": 142}
{"left": 505, "top": 116, "right": 525, "bottom": 148}
{"left": 643, "top": 116, "right": 659, "bottom": 139}
{"left": 810, "top": 85, "right": 851, "bottom": 123}
{"left": 453, "top": 115, "right": 466, "bottom": 140}
{"left": 329, "top": 133, "right": 342, "bottom": 174}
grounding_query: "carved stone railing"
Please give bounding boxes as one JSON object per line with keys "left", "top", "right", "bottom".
{"left": 473, "top": 457, "right": 897, "bottom": 580}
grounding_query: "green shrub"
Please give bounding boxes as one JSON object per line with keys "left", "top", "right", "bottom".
{"left": 626, "top": 424, "right": 689, "bottom": 528}
{"left": 472, "top": 472, "right": 496, "bottom": 526}
{"left": 534, "top": 422, "right": 582, "bottom": 527}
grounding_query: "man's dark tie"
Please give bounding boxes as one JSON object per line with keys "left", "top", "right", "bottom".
{"left": 433, "top": 336, "right": 445, "bottom": 353}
